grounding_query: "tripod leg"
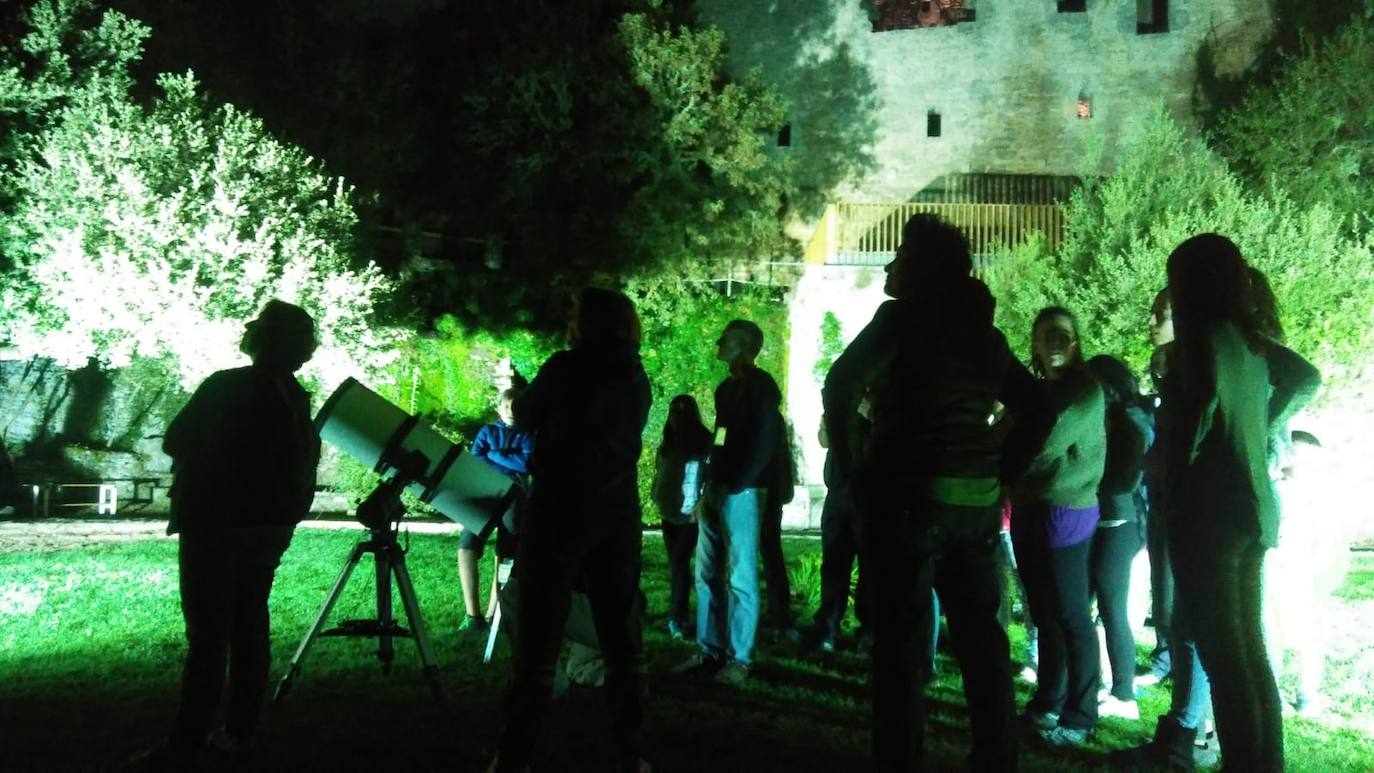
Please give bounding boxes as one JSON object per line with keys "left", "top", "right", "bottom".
{"left": 375, "top": 543, "right": 395, "bottom": 671}
{"left": 393, "top": 555, "right": 444, "bottom": 702}
{"left": 274, "top": 541, "right": 369, "bottom": 702}
{"left": 485, "top": 559, "right": 514, "bottom": 664}
{"left": 483, "top": 602, "right": 502, "bottom": 664}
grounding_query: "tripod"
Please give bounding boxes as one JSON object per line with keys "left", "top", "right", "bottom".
{"left": 274, "top": 469, "right": 442, "bottom": 703}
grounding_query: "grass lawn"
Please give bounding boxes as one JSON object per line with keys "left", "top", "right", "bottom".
{"left": 1, "top": 525, "right": 1372, "bottom": 772}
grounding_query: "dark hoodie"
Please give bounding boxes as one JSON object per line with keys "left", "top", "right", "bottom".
{"left": 514, "top": 342, "right": 652, "bottom": 518}
{"left": 823, "top": 276, "right": 1053, "bottom": 501}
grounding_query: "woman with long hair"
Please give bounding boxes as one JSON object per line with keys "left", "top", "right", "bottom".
{"left": 1010, "top": 306, "right": 1106, "bottom": 747}
{"left": 490, "top": 287, "right": 652, "bottom": 773}
{"left": 1163, "top": 234, "right": 1283, "bottom": 770}
{"left": 650, "top": 395, "right": 713, "bottom": 639}
{"left": 1085, "top": 354, "right": 1152, "bottom": 721}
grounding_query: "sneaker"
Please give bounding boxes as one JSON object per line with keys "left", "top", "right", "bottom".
{"left": 1193, "top": 727, "right": 1220, "bottom": 768}
{"left": 1100, "top": 695, "right": 1141, "bottom": 721}
{"left": 666, "top": 620, "right": 685, "bottom": 640}
{"left": 671, "top": 652, "right": 721, "bottom": 675}
{"left": 1038, "top": 725, "right": 1091, "bottom": 747}
{"left": 1294, "top": 691, "right": 1326, "bottom": 718}
{"left": 1022, "top": 710, "right": 1060, "bottom": 731}
{"left": 714, "top": 660, "right": 750, "bottom": 686}
{"left": 771, "top": 627, "right": 802, "bottom": 646}
{"left": 817, "top": 637, "right": 836, "bottom": 653}
{"left": 457, "top": 614, "right": 489, "bottom": 636}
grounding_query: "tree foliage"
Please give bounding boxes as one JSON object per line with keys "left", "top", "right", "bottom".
{"left": 986, "top": 107, "right": 1374, "bottom": 388}
{"left": 107, "top": 0, "right": 798, "bottom": 331}
{"left": 0, "top": 0, "right": 394, "bottom": 390}
{"left": 1213, "top": 16, "right": 1374, "bottom": 234}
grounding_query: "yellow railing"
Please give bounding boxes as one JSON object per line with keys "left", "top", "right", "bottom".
{"left": 805, "top": 202, "right": 1063, "bottom": 265}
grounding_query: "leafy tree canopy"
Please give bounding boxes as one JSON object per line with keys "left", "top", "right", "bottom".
{"left": 108, "top": 0, "right": 798, "bottom": 331}
{"left": 1213, "top": 15, "right": 1374, "bottom": 234}
{"left": 0, "top": 0, "right": 394, "bottom": 390}
{"left": 986, "top": 107, "right": 1374, "bottom": 390}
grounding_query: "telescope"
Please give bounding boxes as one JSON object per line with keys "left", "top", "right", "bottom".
{"left": 316, "top": 377, "right": 515, "bottom": 531}
{"left": 276, "top": 377, "right": 515, "bottom": 703}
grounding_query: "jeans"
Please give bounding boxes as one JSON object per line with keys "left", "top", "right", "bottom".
{"left": 863, "top": 488, "right": 1017, "bottom": 772}
{"left": 1091, "top": 522, "right": 1144, "bottom": 701}
{"left": 1012, "top": 506, "right": 1099, "bottom": 730}
{"left": 696, "top": 488, "right": 762, "bottom": 664}
{"left": 1171, "top": 524, "right": 1282, "bottom": 771}
{"left": 1166, "top": 635, "right": 1212, "bottom": 730}
{"left": 814, "top": 484, "right": 869, "bottom": 639}
{"left": 759, "top": 484, "right": 794, "bottom": 628}
{"left": 497, "top": 494, "right": 644, "bottom": 771}
{"left": 172, "top": 525, "right": 295, "bottom": 746}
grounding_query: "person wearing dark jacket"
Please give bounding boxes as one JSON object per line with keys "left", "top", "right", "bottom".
{"left": 490, "top": 288, "right": 652, "bottom": 773}
{"left": 1085, "top": 355, "right": 1152, "bottom": 720}
{"left": 674, "top": 319, "right": 781, "bottom": 687}
{"left": 152, "top": 300, "right": 320, "bottom": 769}
{"left": 759, "top": 419, "right": 799, "bottom": 640}
{"left": 1163, "top": 234, "right": 1285, "bottom": 771}
{"left": 825, "top": 214, "right": 1054, "bottom": 772}
{"left": 649, "top": 394, "right": 713, "bottom": 639}
{"left": 810, "top": 414, "right": 871, "bottom": 652}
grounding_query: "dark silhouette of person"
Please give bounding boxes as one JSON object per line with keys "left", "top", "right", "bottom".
{"left": 759, "top": 417, "right": 799, "bottom": 641}
{"left": 1162, "top": 234, "right": 1293, "bottom": 771}
{"left": 649, "top": 394, "right": 712, "bottom": 640}
{"left": 810, "top": 412, "right": 872, "bottom": 652}
{"left": 489, "top": 287, "right": 652, "bottom": 773}
{"left": 153, "top": 299, "right": 320, "bottom": 769}
{"left": 824, "top": 214, "right": 1053, "bottom": 772}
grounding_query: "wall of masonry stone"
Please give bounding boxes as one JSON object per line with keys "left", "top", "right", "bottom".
{"left": 698, "top": 0, "right": 1274, "bottom": 206}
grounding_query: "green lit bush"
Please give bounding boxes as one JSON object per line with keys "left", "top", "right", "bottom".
{"left": 0, "top": 1, "right": 395, "bottom": 393}
{"left": 985, "top": 108, "right": 1374, "bottom": 387}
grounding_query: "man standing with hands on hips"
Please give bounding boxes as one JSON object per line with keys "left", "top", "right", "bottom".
{"left": 675, "top": 320, "right": 781, "bottom": 686}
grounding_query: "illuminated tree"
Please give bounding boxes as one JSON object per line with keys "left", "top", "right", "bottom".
{"left": 0, "top": 1, "right": 393, "bottom": 390}
{"left": 986, "top": 107, "right": 1374, "bottom": 385}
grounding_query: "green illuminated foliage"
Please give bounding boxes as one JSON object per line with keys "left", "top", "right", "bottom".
{"left": 0, "top": 1, "right": 394, "bottom": 390}
{"left": 813, "top": 311, "right": 843, "bottom": 385}
{"left": 986, "top": 107, "right": 1374, "bottom": 386}
{"left": 1215, "top": 18, "right": 1374, "bottom": 234}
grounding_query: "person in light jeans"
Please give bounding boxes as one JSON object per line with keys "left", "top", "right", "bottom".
{"left": 677, "top": 320, "right": 781, "bottom": 687}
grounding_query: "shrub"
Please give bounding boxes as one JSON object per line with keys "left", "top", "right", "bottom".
{"left": 985, "top": 107, "right": 1374, "bottom": 388}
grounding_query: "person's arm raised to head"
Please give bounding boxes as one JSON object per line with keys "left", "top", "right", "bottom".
{"left": 822, "top": 301, "right": 900, "bottom": 478}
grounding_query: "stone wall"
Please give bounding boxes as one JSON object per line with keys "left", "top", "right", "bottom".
{"left": 698, "top": 0, "right": 1274, "bottom": 211}
{"left": 0, "top": 357, "right": 179, "bottom": 513}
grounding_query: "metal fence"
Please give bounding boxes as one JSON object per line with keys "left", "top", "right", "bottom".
{"left": 808, "top": 202, "right": 1064, "bottom": 266}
